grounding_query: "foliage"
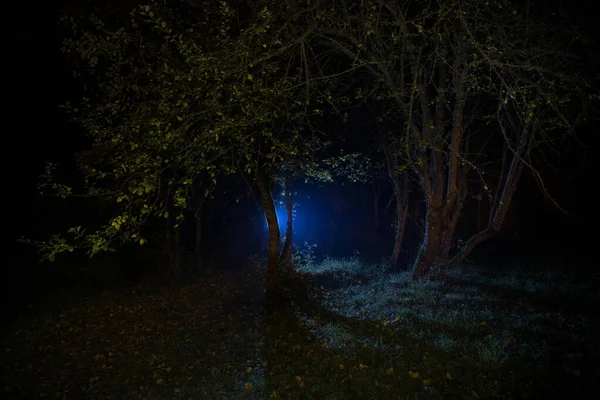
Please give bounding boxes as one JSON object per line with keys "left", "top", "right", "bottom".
{"left": 29, "top": 0, "right": 322, "bottom": 261}
{"left": 291, "top": 242, "right": 319, "bottom": 268}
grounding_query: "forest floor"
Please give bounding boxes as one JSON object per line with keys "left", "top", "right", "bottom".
{"left": 2, "top": 256, "right": 599, "bottom": 399}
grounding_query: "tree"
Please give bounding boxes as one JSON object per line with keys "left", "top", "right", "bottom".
{"left": 29, "top": 0, "right": 327, "bottom": 292}
{"left": 314, "top": 0, "right": 593, "bottom": 277}
{"left": 379, "top": 128, "right": 411, "bottom": 270}
{"left": 27, "top": 0, "right": 595, "bottom": 286}
{"left": 273, "top": 148, "right": 371, "bottom": 271}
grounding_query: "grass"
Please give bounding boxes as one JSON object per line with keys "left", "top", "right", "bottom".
{"left": 2, "top": 255, "right": 599, "bottom": 399}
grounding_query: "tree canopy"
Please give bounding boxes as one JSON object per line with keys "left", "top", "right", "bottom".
{"left": 311, "top": 0, "right": 594, "bottom": 275}
{"left": 29, "top": 0, "right": 596, "bottom": 280}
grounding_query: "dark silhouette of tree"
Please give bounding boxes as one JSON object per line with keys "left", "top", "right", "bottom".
{"left": 313, "top": 0, "right": 593, "bottom": 277}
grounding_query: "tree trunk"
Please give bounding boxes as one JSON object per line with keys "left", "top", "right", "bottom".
{"left": 255, "top": 165, "right": 282, "bottom": 292}
{"left": 379, "top": 123, "right": 410, "bottom": 271}
{"left": 448, "top": 229, "right": 494, "bottom": 267}
{"left": 440, "top": 169, "right": 469, "bottom": 264}
{"left": 413, "top": 140, "right": 447, "bottom": 279}
{"left": 448, "top": 136, "right": 527, "bottom": 267}
{"left": 413, "top": 206, "right": 445, "bottom": 278}
{"left": 280, "top": 177, "right": 294, "bottom": 272}
{"left": 392, "top": 199, "right": 409, "bottom": 270}
{"left": 391, "top": 172, "right": 409, "bottom": 270}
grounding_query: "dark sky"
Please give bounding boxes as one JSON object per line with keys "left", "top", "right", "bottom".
{"left": 9, "top": 1, "right": 74, "bottom": 235}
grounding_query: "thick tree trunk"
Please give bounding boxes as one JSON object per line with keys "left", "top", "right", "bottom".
{"left": 280, "top": 177, "right": 294, "bottom": 272}
{"left": 413, "top": 206, "right": 445, "bottom": 278}
{"left": 412, "top": 43, "right": 468, "bottom": 279}
{"left": 440, "top": 170, "right": 469, "bottom": 264}
{"left": 413, "top": 142, "right": 447, "bottom": 279}
{"left": 255, "top": 165, "right": 282, "bottom": 291}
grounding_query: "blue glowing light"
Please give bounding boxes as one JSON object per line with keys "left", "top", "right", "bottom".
{"left": 260, "top": 186, "right": 330, "bottom": 250}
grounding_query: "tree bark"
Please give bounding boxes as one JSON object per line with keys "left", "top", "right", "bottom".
{"left": 413, "top": 206, "right": 445, "bottom": 278}
{"left": 255, "top": 165, "right": 282, "bottom": 291}
{"left": 440, "top": 169, "right": 469, "bottom": 264}
{"left": 280, "top": 177, "right": 294, "bottom": 272}
{"left": 391, "top": 172, "right": 409, "bottom": 269}
{"left": 413, "top": 140, "right": 447, "bottom": 278}
{"left": 377, "top": 121, "right": 411, "bottom": 271}
{"left": 413, "top": 44, "right": 467, "bottom": 279}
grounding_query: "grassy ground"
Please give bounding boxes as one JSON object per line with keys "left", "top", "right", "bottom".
{"left": 2, "top": 255, "right": 598, "bottom": 399}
